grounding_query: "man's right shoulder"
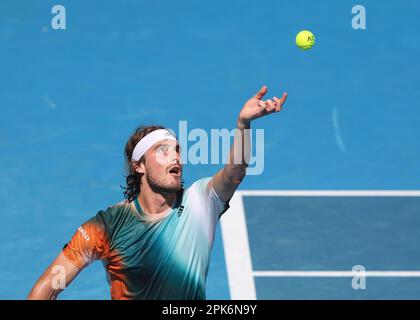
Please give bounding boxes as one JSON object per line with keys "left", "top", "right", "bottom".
{"left": 95, "top": 199, "right": 132, "bottom": 226}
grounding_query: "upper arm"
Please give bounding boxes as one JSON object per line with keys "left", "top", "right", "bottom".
{"left": 210, "top": 168, "right": 242, "bottom": 203}
{"left": 28, "top": 213, "right": 109, "bottom": 300}
{"left": 27, "top": 252, "right": 82, "bottom": 300}
{"left": 190, "top": 176, "right": 230, "bottom": 221}
{"left": 62, "top": 213, "right": 108, "bottom": 269}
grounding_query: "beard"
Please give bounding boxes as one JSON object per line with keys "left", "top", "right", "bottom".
{"left": 145, "top": 170, "right": 182, "bottom": 194}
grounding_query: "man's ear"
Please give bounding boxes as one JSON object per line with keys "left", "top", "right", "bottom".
{"left": 132, "top": 161, "right": 145, "bottom": 174}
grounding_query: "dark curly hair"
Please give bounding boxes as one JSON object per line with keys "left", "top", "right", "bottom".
{"left": 121, "top": 125, "right": 165, "bottom": 202}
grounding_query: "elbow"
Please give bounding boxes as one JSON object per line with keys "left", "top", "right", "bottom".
{"left": 224, "top": 166, "right": 246, "bottom": 184}
{"left": 27, "top": 279, "right": 61, "bottom": 300}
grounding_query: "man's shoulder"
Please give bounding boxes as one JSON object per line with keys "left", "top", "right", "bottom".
{"left": 185, "top": 177, "right": 212, "bottom": 193}
{"left": 96, "top": 199, "right": 132, "bottom": 224}
{"left": 182, "top": 177, "right": 214, "bottom": 205}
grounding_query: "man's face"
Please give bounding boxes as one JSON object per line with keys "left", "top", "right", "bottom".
{"left": 140, "top": 139, "right": 182, "bottom": 194}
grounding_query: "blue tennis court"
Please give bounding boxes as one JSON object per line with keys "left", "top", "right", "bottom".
{"left": 221, "top": 191, "right": 420, "bottom": 299}
{"left": 1, "top": 0, "right": 419, "bottom": 299}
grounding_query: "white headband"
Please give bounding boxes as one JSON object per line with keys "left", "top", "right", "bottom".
{"left": 131, "top": 129, "right": 177, "bottom": 161}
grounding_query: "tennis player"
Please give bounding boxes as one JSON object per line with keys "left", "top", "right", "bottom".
{"left": 28, "top": 86, "right": 287, "bottom": 300}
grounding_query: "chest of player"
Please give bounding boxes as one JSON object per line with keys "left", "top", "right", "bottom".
{"left": 105, "top": 208, "right": 211, "bottom": 272}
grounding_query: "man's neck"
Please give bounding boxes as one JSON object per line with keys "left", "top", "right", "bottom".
{"left": 137, "top": 183, "right": 177, "bottom": 215}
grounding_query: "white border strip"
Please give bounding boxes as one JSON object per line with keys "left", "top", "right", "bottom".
{"left": 239, "top": 190, "right": 420, "bottom": 197}
{"left": 253, "top": 271, "right": 420, "bottom": 277}
{"left": 220, "top": 192, "right": 256, "bottom": 300}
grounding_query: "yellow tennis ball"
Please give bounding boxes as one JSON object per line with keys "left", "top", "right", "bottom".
{"left": 296, "top": 30, "right": 315, "bottom": 50}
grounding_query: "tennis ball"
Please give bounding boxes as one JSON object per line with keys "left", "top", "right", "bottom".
{"left": 296, "top": 30, "right": 315, "bottom": 50}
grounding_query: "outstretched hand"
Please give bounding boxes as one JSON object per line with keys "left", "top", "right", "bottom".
{"left": 238, "top": 86, "right": 287, "bottom": 125}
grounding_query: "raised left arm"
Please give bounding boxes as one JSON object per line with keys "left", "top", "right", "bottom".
{"left": 210, "top": 85, "right": 287, "bottom": 202}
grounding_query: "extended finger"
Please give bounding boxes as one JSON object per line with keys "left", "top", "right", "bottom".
{"left": 252, "top": 85, "right": 268, "bottom": 100}
{"left": 273, "top": 92, "right": 288, "bottom": 111}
